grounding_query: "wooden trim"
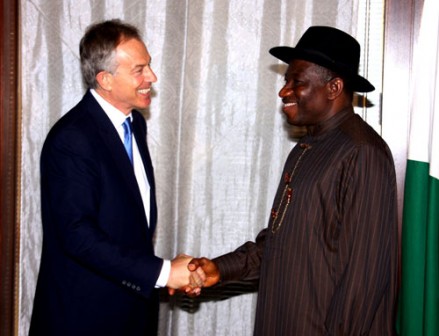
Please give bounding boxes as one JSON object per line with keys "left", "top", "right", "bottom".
{"left": 0, "top": 0, "right": 19, "bottom": 335}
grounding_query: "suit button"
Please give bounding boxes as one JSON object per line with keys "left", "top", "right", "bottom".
{"left": 136, "top": 286, "right": 141, "bottom": 291}
{"left": 122, "top": 280, "right": 127, "bottom": 285}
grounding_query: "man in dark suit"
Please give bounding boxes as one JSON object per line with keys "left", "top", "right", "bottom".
{"left": 29, "top": 19, "right": 200, "bottom": 336}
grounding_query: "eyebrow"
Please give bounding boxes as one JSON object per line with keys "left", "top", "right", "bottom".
{"left": 132, "top": 58, "right": 152, "bottom": 71}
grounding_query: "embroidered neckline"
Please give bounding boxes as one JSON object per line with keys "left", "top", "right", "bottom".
{"left": 271, "top": 143, "right": 312, "bottom": 233}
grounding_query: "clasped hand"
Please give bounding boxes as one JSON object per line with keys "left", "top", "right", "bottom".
{"left": 166, "top": 255, "right": 220, "bottom": 296}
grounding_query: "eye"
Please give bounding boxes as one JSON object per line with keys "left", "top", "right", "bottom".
{"left": 132, "top": 66, "right": 144, "bottom": 76}
{"left": 283, "top": 75, "right": 304, "bottom": 88}
{"left": 292, "top": 79, "right": 305, "bottom": 88}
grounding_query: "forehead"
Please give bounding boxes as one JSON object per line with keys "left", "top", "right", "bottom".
{"left": 286, "top": 59, "right": 319, "bottom": 76}
{"left": 285, "top": 60, "right": 334, "bottom": 85}
{"left": 116, "top": 38, "right": 151, "bottom": 65}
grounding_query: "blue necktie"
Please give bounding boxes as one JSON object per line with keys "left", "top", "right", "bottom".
{"left": 122, "top": 117, "right": 133, "bottom": 164}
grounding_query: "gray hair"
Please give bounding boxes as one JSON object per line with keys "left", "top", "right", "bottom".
{"left": 79, "top": 19, "right": 142, "bottom": 89}
{"left": 313, "top": 63, "right": 354, "bottom": 97}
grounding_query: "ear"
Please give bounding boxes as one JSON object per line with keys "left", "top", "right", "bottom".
{"left": 96, "top": 71, "right": 113, "bottom": 91}
{"left": 327, "top": 77, "right": 344, "bottom": 100}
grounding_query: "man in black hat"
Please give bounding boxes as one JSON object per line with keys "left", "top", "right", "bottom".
{"left": 185, "top": 26, "right": 398, "bottom": 335}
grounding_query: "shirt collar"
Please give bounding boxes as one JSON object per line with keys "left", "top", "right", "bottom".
{"left": 306, "top": 107, "right": 354, "bottom": 137}
{"left": 90, "top": 89, "right": 132, "bottom": 128}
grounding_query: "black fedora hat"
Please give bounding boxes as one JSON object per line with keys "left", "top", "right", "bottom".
{"left": 269, "top": 26, "right": 375, "bottom": 92}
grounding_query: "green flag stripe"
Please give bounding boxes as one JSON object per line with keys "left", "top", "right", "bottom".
{"left": 398, "top": 160, "right": 439, "bottom": 335}
{"left": 424, "top": 173, "right": 439, "bottom": 334}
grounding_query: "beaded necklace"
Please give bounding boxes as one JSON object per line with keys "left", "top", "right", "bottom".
{"left": 271, "top": 143, "right": 312, "bottom": 233}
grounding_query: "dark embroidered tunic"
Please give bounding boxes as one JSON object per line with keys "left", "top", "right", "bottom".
{"left": 215, "top": 108, "right": 398, "bottom": 335}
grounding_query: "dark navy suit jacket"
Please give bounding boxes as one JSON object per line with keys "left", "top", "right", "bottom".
{"left": 30, "top": 90, "right": 163, "bottom": 336}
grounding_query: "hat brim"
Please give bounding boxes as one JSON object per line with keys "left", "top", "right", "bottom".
{"left": 269, "top": 46, "right": 375, "bottom": 93}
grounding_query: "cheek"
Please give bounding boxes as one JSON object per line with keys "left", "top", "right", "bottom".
{"left": 116, "top": 76, "right": 141, "bottom": 92}
{"left": 132, "top": 75, "right": 144, "bottom": 88}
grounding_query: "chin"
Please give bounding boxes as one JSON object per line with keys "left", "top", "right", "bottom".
{"left": 285, "top": 117, "right": 300, "bottom": 126}
{"left": 136, "top": 101, "right": 151, "bottom": 110}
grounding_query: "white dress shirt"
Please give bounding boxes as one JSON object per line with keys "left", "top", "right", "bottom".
{"left": 90, "top": 89, "right": 170, "bottom": 287}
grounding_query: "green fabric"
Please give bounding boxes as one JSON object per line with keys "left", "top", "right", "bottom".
{"left": 397, "top": 160, "right": 439, "bottom": 335}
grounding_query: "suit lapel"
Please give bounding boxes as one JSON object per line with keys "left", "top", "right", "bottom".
{"left": 84, "top": 92, "right": 147, "bottom": 221}
{"left": 131, "top": 116, "right": 154, "bottom": 189}
{"left": 131, "top": 113, "right": 157, "bottom": 233}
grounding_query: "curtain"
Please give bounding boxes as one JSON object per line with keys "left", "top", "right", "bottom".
{"left": 19, "top": 1, "right": 364, "bottom": 335}
{"left": 396, "top": 0, "right": 439, "bottom": 334}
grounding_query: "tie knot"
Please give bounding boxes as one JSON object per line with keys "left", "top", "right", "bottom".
{"left": 122, "top": 117, "right": 132, "bottom": 134}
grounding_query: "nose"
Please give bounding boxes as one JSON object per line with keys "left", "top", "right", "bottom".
{"left": 279, "top": 85, "right": 293, "bottom": 98}
{"left": 144, "top": 65, "right": 158, "bottom": 83}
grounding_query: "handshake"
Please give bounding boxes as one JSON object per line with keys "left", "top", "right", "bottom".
{"left": 166, "top": 255, "right": 220, "bottom": 296}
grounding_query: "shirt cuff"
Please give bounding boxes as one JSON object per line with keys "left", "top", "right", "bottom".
{"left": 155, "top": 259, "right": 171, "bottom": 288}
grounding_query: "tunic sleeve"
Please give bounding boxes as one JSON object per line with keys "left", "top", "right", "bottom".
{"left": 213, "top": 228, "right": 267, "bottom": 282}
{"left": 325, "top": 144, "right": 398, "bottom": 334}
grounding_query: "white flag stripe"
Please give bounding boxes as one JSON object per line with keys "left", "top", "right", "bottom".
{"left": 407, "top": 0, "right": 439, "bottom": 179}
{"left": 432, "top": 71, "right": 439, "bottom": 179}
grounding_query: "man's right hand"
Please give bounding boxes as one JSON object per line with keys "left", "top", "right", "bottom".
{"left": 167, "top": 257, "right": 220, "bottom": 297}
{"left": 187, "top": 257, "right": 220, "bottom": 288}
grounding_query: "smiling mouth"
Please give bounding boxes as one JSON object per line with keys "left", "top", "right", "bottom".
{"left": 138, "top": 88, "right": 151, "bottom": 95}
{"left": 283, "top": 102, "right": 297, "bottom": 107}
